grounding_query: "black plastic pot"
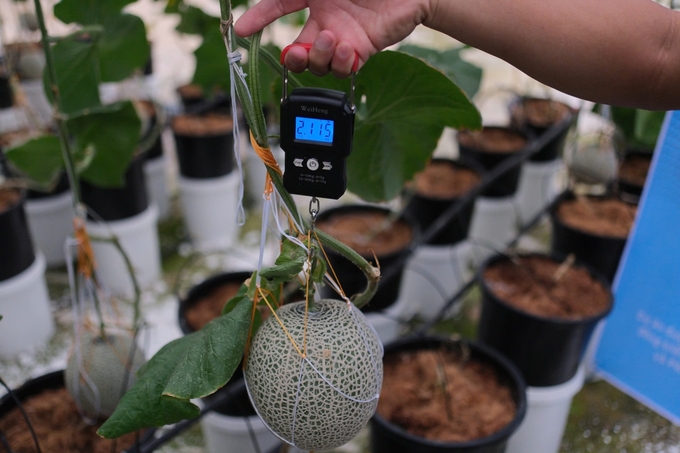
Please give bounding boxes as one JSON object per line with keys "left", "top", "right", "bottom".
{"left": 316, "top": 204, "right": 419, "bottom": 313}
{"left": 476, "top": 252, "right": 613, "bottom": 387}
{"left": 0, "top": 370, "right": 154, "bottom": 452}
{"left": 403, "top": 159, "right": 480, "bottom": 246}
{"left": 0, "top": 75, "right": 13, "bottom": 109}
{"left": 178, "top": 271, "right": 253, "bottom": 335}
{"left": 371, "top": 336, "right": 527, "bottom": 453}
{"left": 80, "top": 153, "right": 149, "bottom": 221}
{"left": 549, "top": 191, "right": 629, "bottom": 284}
{"left": 0, "top": 187, "right": 35, "bottom": 281}
{"left": 172, "top": 114, "right": 234, "bottom": 179}
{"left": 509, "top": 97, "right": 577, "bottom": 162}
{"left": 457, "top": 126, "right": 527, "bottom": 197}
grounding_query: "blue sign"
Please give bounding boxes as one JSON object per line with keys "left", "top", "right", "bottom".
{"left": 595, "top": 110, "right": 680, "bottom": 425}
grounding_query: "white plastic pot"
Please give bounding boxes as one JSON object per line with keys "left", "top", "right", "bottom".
{"left": 178, "top": 171, "right": 241, "bottom": 253}
{"left": 0, "top": 253, "right": 54, "bottom": 359}
{"left": 506, "top": 365, "right": 585, "bottom": 453}
{"left": 399, "top": 241, "right": 471, "bottom": 321}
{"left": 515, "top": 159, "right": 564, "bottom": 226}
{"left": 20, "top": 79, "right": 53, "bottom": 127}
{"left": 25, "top": 190, "right": 73, "bottom": 267}
{"left": 86, "top": 204, "right": 161, "bottom": 299}
{"left": 144, "top": 154, "right": 171, "bottom": 221}
{"left": 0, "top": 107, "right": 30, "bottom": 134}
{"left": 469, "top": 195, "right": 518, "bottom": 265}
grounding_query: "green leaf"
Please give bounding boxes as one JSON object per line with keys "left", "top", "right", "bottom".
{"left": 54, "top": 0, "right": 150, "bottom": 82}
{"left": 46, "top": 35, "right": 101, "bottom": 115}
{"left": 98, "top": 14, "right": 150, "bottom": 82}
{"left": 610, "top": 107, "right": 664, "bottom": 149}
{"left": 175, "top": 4, "right": 220, "bottom": 35}
{"left": 633, "top": 109, "right": 664, "bottom": 149}
{"left": 350, "top": 51, "right": 481, "bottom": 201}
{"left": 98, "top": 296, "right": 253, "bottom": 438}
{"left": 191, "top": 27, "right": 230, "bottom": 93}
{"left": 259, "top": 236, "right": 307, "bottom": 283}
{"left": 54, "top": 0, "right": 135, "bottom": 22}
{"left": 4, "top": 135, "right": 64, "bottom": 187}
{"left": 68, "top": 101, "right": 141, "bottom": 187}
{"left": 398, "top": 44, "right": 483, "bottom": 99}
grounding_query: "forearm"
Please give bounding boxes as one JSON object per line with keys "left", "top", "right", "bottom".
{"left": 425, "top": 0, "right": 680, "bottom": 110}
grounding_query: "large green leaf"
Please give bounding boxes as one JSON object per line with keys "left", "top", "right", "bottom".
{"left": 351, "top": 51, "right": 481, "bottom": 201}
{"left": 97, "top": 14, "right": 150, "bottom": 82}
{"left": 54, "top": 0, "right": 149, "bottom": 82}
{"left": 398, "top": 44, "right": 483, "bottom": 99}
{"left": 54, "top": 0, "right": 135, "bottom": 22}
{"left": 610, "top": 106, "right": 664, "bottom": 149}
{"left": 46, "top": 36, "right": 101, "bottom": 115}
{"left": 68, "top": 101, "right": 141, "bottom": 187}
{"left": 4, "top": 135, "right": 64, "bottom": 187}
{"left": 191, "top": 27, "right": 230, "bottom": 93}
{"left": 98, "top": 295, "right": 253, "bottom": 438}
{"left": 175, "top": 4, "right": 220, "bottom": 35}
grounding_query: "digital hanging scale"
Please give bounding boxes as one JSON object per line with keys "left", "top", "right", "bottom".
{"left": 280, "top": 43, "right": 358, "bottom": 200}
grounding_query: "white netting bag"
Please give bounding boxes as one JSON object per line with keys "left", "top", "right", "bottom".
{"left": 244, "top": 299, "right": 383, "bottom": 451}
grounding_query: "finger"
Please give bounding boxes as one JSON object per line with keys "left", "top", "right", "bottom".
{"left": 234, "top": 0, "right": 308, "bottom": 37}
{"left": 331, "top": 40, "right": 358, "bottom": 79}
{"left": 308, "top": 30, "right": 336, "bottom": 76}
{"left": 283, "top": 46, "right": 309, "bottom": 73}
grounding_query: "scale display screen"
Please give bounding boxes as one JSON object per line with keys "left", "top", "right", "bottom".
{"left": 295, "top": 116, "right": 334, "bottom": 144}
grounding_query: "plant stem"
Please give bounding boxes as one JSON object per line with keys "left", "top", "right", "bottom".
{"left": 217, "top": 0, "right": 378, "bottom": 309}
{"left": 33, "top": 0, "right": 81, "bottom": 211}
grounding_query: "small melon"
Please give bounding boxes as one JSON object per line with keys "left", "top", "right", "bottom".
{"left": 17, "top": 51, "right": 45, "bottom": 80}
{"left": 245, "top": 299, "right": 383, "bottom": 451}
{"left": 65, "top": 330, "right": 146, "bottom": 418}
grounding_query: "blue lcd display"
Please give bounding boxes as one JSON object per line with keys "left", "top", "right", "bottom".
{"left": 295, "top": 116, "right": 334, "bottom": 144}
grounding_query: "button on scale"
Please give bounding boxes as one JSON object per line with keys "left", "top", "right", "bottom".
{"left": 306, "top": 158, "right": 320, "bottom": 171}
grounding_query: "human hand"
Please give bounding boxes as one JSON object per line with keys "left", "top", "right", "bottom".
{"left": 234, "top": 0, "right": 432, "bottom": 78}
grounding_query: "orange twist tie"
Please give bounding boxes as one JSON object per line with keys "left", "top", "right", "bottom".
{"left": 249, "top": 131, "right": 282, "bottom": 199}
{"left": 73, "top": 217, "right": 97, "bottom": 279}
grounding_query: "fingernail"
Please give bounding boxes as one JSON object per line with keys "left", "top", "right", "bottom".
{"left": 337, "top": 44, "right": 351, "bottom": 59}
{"left": 315, "top": 33, "right": 333, "bottom": 52}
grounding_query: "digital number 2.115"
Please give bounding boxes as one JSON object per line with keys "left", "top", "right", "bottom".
{"left": 295, "top": 117, "right": 334, "bottom": 144}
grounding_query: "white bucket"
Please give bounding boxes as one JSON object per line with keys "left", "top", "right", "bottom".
{"left": 506, "top": 365, "right": 585, "bottom": 453}
{"left": 200, "top": 398, "right": 280, "bottom": 453}
{"left": 0, "top": 253, "right": 54, "bottom": 359}
{"left": 144, "top": 155, "right": 171, "bottom": 221}
{"left": 469, "top": 196, "right": 518, "bottom": 265}
{"left": 86, "top": 204, "right": 161, "bottom": 299}
{"left": 178, "top": 172, "right": 241, "bottom": 253}
{"left": 515, "top": 159, "right": 563, "bottom": 226}
{"left": 25, "top": 190, "right": 74, "bottom": 267}
{"left": 399, "top": 241, "right": 471, "bottom": 321}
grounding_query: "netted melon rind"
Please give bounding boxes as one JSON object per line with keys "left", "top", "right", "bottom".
{"left": 245, "top": 299, "right": 383, "bottom": 451}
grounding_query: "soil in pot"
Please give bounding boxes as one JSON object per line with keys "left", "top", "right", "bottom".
{"left": 617, "top": 151, "right": 652, "bottom": 201}
{"left": 172, "top": 112, "right": 234, "bottom": 179}
{"left": 478, "top": 253, "right": 613, "bottom": 386}
{"left": 457, "top": 127, "right": 528, "bottom": 197}
{"left": 378, "top": 347, "right": 517, "bottom": 443}
{"left": 555, "top": 196, "right": 637, "bottom": 239}
{"left": 551, "top": 194, "right": 637, "bottom": 283}
{"left": 180, "top": 273, "right": 250, "bottom": 333}
{"left": 316, "top": 206, "right": 415, "bottom": 312}
{"left": 483, "top": 255, "right": 611, "bottom": 320}
{"left": 404, "top": 159, "right": 481, "bottom": 245}
{"left": 509, "top": 97, "right": 576, "bottom": 162}
{"left": 0, "top": 376, "right": 143, "bottom": 453}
